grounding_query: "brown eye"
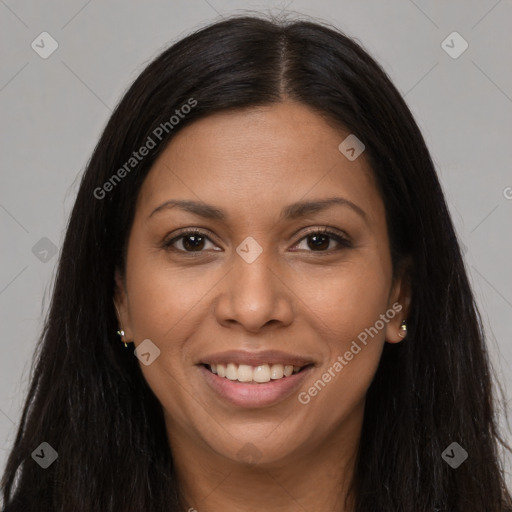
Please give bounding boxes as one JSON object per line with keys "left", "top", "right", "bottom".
{"left": 292, "top": 229, "right": 351, "bottom": 252}
{"left": 162, "top": 230, "right": 217, "bottom": 253}
{"left": 306, "top": 233, "right": 330, "bottom": 251}
{"left": 180, "top": 233, "right": 207, "bottom": 251}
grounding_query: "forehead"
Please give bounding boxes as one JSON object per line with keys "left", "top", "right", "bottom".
{"left": 137, "top": 101, "right": 383, "bottom": 226}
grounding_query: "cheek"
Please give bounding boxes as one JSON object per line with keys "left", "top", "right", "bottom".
{"left": 125, "top": 248, "right": 220, "bottom": 340}
{"left": 295, "top": 255, "right": 391, "bottom": 341}
{"left": 297, "top": 343, "right": 382, "bottom": 440}
{"left": 295, "top": 280, "right": 387, "bottom": 432}
{"left": 124, "top": 255, "right": 218, "bottom": 421}
{"left": 292, "top": 256, "right": 390, "bottom": 406}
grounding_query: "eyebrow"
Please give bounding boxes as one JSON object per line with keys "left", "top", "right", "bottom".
{"left": 148, "top": 197, "right": 368, "bottom": 223}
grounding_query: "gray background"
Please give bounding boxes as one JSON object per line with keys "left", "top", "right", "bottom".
{"left": 1, "top": 0, "right": 511, "bottom": 490}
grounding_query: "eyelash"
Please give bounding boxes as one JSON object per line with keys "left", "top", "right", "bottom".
{"left": 161, "top": 227, "right": 352, "bottom": 256}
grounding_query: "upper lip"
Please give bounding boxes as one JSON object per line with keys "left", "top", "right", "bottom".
{"left": 198, "top": 350, "right": 315, "bottom": 368}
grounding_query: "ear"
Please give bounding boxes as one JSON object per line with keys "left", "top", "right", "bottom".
{"left": 385, "top": 258, "right": 412, "bottom": 344}
{"left": 113, "top": 267, "right": 134, "bottom": 341}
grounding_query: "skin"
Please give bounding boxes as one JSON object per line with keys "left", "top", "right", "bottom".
{"left": 114, "top": 100, "right": 412, "bottom": 512}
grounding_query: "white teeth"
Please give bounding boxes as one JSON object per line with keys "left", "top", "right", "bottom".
{"left": 253, "top": 364, "right": 270, "bottom": 383}
{"left": 226, "top": 363, "right": 238, "bottom": 381}
{"left": 237, "top": 364, "right": 254, "bottom": 382}
{"left": 207, "top": 362, "right": 304, "bottom": 383}
{"left": 270, "top": 364, "right": 283, "bottom": 379}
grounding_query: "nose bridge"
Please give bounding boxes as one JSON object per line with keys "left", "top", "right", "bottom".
{"left": 232, "top": 245, "right": 279, "bottom": 306}
{"left": 216, "top": 242, "right": 293, "bottom": 331}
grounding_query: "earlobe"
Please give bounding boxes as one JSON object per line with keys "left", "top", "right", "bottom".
{"left": 113, "top": 268, "right": 133, "bottom": 342}
{"left": 396, "top": 319, "right": 408, "bottom": 339}
{"left": 385, "top": 315, "right": 409, "bottom": 344}
{"left": 385, "top": 261, "right": 412, "bottom": 344}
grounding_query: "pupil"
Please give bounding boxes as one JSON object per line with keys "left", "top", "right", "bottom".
{"left": 183, "top": 235, "right": 204, "bottom": 251}
{"left": 308, "top": 234, "right": 329, "bottom": 250}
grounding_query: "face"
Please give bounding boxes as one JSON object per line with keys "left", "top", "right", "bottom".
{"left": 114, "top": 100, "right": 411, "bottom": 469}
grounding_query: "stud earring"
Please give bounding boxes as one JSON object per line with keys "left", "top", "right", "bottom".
{"left": 114, "top": 302, "right": 129, "bottom": 348}
{"left": 117, "top": 329, "right": 128, "bottom": 348}
{"left": 398, "top": 320, "right": 407, "bottom": 339}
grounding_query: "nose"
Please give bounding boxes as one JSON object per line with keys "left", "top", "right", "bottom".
{"left": 214, "top": 250, "right": 294, "bottom": 333}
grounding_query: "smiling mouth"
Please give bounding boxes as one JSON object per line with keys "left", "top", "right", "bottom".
{"left": 201, "top": 362, "right": 314, "bottom": 384}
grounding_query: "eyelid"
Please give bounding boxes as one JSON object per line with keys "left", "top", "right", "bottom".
{"left": 162, "top": 227, "right": 220, "bottom": 254}
{"left": 297, "top": 226, "right": 351, "bottom": 242}
{"left": 290, "top": 227, "right": 352, "bottom": 252}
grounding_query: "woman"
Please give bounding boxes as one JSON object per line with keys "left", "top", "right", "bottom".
{"left": 1, "top": 13, "right": 511, "bottom": 512}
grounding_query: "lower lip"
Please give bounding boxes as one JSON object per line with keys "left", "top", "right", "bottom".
{"left": 198, "top": 364, "right": 314, "bottom": 408}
